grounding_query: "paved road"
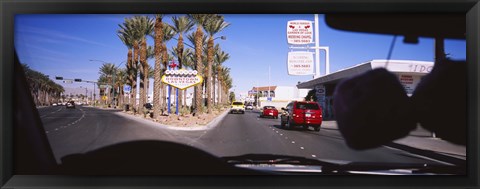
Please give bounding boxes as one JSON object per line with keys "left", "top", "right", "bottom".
{"left": 38, "top": 106, "right": 462, "bottom": 166}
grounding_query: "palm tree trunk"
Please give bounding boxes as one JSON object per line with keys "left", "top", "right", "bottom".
{"left": 194, "top": 26, "right": 204, "bottom": 115}
{"left": 161, "top": 42, "right": 168, "bottom": 111}
{"left": 212, "top": 75, "right": 216, "bottom": 106}
{"left": 153, "top": 15, "right": 163, "bottom": 119}
{"left": 206, "top": 37, "right": 214, "bottom": 114}
{"left": 132, "top": 41, "right": 139, "bottom": 112}
{"left": 127, "top": 48, "right": 133, "bottom": 108}
{"left": 139, "top": 38, "right": 148, "bottom": 111}
{"left": 177, "top": 33, "right": 184, "bottom": 109}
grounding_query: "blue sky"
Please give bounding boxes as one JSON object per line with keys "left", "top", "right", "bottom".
{"left": 14, "top": 14, "right": 466, "bottom": 96}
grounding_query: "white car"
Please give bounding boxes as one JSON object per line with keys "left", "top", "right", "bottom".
{"left": 245, "top": 105, "right": 254, "bottom": 110}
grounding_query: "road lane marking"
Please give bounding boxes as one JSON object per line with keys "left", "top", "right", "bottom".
{"left": 45, "top": 107, "right": 86, "bottom": 133}
{"left": 382, "top": 146, "right": 455, "bottom": 166}
{"left": 292, "top": 141, "right": 295, "bottom": 144}
{"left": 311, "top": 155, "right": 317, "bottom": 158}
{"left": 300, "top": 147, "right": 304, "bottom": 150}
{"left": 280, "top": 133, "right": 283, "bottom": 136}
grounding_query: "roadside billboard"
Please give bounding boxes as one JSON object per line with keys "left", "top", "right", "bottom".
{"left": 287, "top": 20, "right": 314, "bottom": 45}
{"left": 161, "top": 70, "right": 203, "bottom": 90}
{"left": 287, "top": 51, "right": 314, "bottom": 75}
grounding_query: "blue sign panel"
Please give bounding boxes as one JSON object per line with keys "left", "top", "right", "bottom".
{"left": 123, "top": 85, "right": 131, "bottom": 93}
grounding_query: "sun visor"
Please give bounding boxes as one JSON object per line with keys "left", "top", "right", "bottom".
{"left": 325, "top": 14, "right": 465, "bottom": 39}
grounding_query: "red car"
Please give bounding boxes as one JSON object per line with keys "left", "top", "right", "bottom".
{"left": 260, "top": 106, "right": 279, "bottom": 119}
{"left": 280, "top": 101, "right": 322, "bottom": 131}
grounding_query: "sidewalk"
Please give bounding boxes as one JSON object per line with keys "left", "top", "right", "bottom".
{"left": 321, "top": 121, "right": 466, "bottom": 159}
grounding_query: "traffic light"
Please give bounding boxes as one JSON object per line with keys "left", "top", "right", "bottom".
{"left": 55, "top": 76, "right": 63, "bottom": 80}
{"left": 74, "top": 79, "right": 82, "bottom": 82}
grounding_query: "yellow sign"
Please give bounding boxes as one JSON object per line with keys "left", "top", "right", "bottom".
{"left": 161, "top": 69, "right": 203, "bottom": 90}
{"left": 102, "top": 96, "right": 108, "bottom": 100}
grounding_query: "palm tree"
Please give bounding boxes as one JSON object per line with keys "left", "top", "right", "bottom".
{"left": 187, "top": 14, "right": 211, "bottom": 115}
{"left": 187, "top": 31, "right": 208, "bottom": 109}
{"left": 171, "top": 46, "right": 194, "bottom": 108}
{"left": 114, "top": 68, "right": 128, "bottom": 106}
{"left": 22, "top": 64, "right": 64, "bottom": 106}
{"left": 130, "top": 16, "right": 154, "bottom": 112}
{"left": 204, "top": 14, "right": 230, "bottom": 113}
{"left": 98, "top": 63, "right": 117, "bottom": 104}
{"left": 171, "top": 15, "right": 194, "bottom": 110}
{"left": 156, "top": 23, "right": 176, "bottom": 112}
{"left": 214, "top": 47, "right": 230, "bottom": 106}
{"left": 117, "top": 26, "right": 135, "bottom": 108}
{"left": 118, "top": 18, "right": 139, "bottom": 111}
{"left": 220, "top": 67, "right": 232, "bottom": 104}
{"left": 176, "top": 47, "right": 195, "bottom": 108}
{"left": 145, "top": 45, "right": 154, "bottom": 104}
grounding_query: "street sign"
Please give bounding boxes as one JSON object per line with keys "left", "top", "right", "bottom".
{"left": 287, "top": 20, "right": 314, "bottom": 45}
{"left": 287, "top": 51, "right": 314, "bottom": 75}
{"left": 123, "top": 85, "right": 131, "bottom": 93}
{"left": 63, "top": 80, "right": 73, "bottom": 84}
{"left": 267, "top": 97, "right": 272, "bottom": 101}
{"left": 161, "top": 69, "right": 203, "bottom": 90}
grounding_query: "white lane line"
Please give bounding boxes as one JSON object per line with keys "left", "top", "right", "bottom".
{"left": 276, "top": 131, "right": 278, "bottom": 133}
{"left": 311, "top": 155, "right": 317, "bottom": 158}
{"left": 300, "top": 147, "right": 304, "bottom": 150}
{"left": 382, "top": 146, "right": 455, "bottom": 166}
{"left": 280, "top": 133, "right": 283, "bottom": 136}
{"left": 291, "top": 141, "right": 295, "bottom": 144}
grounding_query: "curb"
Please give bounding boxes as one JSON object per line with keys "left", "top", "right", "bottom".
{"left": 114, "top": 109, "right": 230, "bottom": 131}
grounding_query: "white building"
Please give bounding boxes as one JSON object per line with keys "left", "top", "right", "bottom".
{"left": 297, "top": 59, "right": 434, "bottom": 120}
{"left": 249, "top": 86, "right": 309, "bottom": 109}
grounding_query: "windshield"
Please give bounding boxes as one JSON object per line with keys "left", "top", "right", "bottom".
{"left": 14, "top": 14, "right": 466, "bottom": 175}
{"left": 296, "top": 102, "right": 319, "bottom": 110}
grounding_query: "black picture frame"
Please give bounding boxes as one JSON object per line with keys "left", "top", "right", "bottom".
{"left": 1, "top": 0, "right": 478, "bottom": 188}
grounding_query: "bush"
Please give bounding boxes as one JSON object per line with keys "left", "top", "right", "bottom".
{"left": 180, "top": 107, "right": 190, "bottom": 116}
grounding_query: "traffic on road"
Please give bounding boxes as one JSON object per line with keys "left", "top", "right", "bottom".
{"left": 14, "top": 13, "right": 467, "bottom": 176}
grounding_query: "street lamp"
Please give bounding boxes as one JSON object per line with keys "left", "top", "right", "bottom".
{"left": 214, "top": 36, "right": 227, "bottom": 41}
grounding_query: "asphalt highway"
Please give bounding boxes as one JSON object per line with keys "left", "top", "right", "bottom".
{"left": 39, "top": 106, "right": 455, "bottom": 166}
